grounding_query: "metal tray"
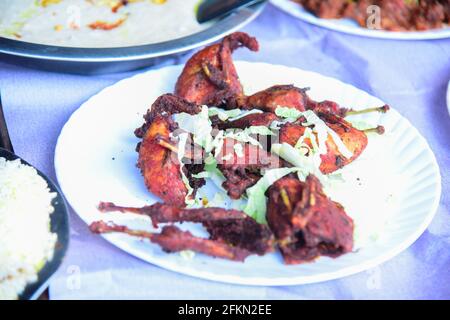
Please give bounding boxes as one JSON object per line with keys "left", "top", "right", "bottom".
{"left": 0, "top": 2, "right": 265, "bottom": 74}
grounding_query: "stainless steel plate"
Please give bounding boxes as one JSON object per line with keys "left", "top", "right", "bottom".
{"left": 0, "top": 2, "right": 266, "bottom": 74}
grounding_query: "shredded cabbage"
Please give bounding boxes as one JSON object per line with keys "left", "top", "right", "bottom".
{"left": 346, "top": 118, "right": 376, "bottom": 131}
{"left": 233, "top": 143, "right": 244, "bottom": 158}
{"left": 204, "top": 155, "right": 226, "bottom": 188}
{"left": 173, "top": 106, "right": 214, "bottom": 152}
{"left": 179, "top": 250, "right": 195, "bottom": 260}
{"left": 301, "top": 111, "right": 353, "bottom": 159}
{"left": 228, "top": 109, "right": 263, "bottom": 122}
{"left": 275, "top": 106, "right": 303, "bottom": 120}
{"left": 294, "top": 127, "right": 318, "bottom": 153}
{"left": 275, "top": 107, "right": 353, "bottom": 159}
{"left": 173, "top": 105, "right": 351, "bottom": 217}
{"left": 271, "top": 143, "right": 324, "bottom": 182}
{"left": 222, "top": 153, "right": 233, "bottom": 161}
{"left": 191, "top": 171, "right": 210, "bottom": 179}
{"left": 206, "top": 192, "right": 226, "bottom": 208}
{"left": 208, "top": 107, "right": 241, "bottom": 121}
{"left": 245, "top": 126, "right": 275, "bottom": 136}
{"left": 177, "top": 133, "right": 195, "bottom": 206}
{"left": 208, "top": 107, "right": 264, "bottom": 122}
{"left": 224, "top": 129, "right": 263, "bottom": 148}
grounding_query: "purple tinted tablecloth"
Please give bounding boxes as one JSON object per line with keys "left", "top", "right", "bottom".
{"left": 0, "top": 3, "right": 449, "bottom": 299}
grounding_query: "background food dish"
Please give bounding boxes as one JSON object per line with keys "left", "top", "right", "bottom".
{"left": 271, "top": 0, "right": 450, "bottom": 40}
{"left": 0, "top": 148, "right": 69, "bottom": 300}
{"left": 54, "top": 62, "right": 441, "bottom": 286}
{"left": 0, "top": 1, "right": 266, "bottom": 74}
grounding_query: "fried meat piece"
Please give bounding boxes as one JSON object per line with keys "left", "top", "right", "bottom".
{"left": 175, "top": 32, "right": 259, "bottom": 107}
{"left": 212, "top": 112, "right": 280, "bottom": 130}
{"left": 237, "top": 84, "right": 350, "bottom": 116}
{"left": 134, "top": 94, "right": 205, "bottom": 206}
{"left": 94, "top": 202, "right": 275, "bottom": 259}
{"left": 90, "top": 221, "right": 252, "bottom": 262}
{"left": 136, "top": 116, "right": 188, "bottom": 207}
{"left": 238, "top": 85, "right": 311, "bottom": 113}
{"left": 216, "top": 138, "right": 283, "bottom": 199}
{"left": 267, "top": 175, "right": 354, "bottom": 264}
{"left": 134, "top": 94, "right": 201, "bottom": 139}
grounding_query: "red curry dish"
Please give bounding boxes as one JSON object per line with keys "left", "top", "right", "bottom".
{"left": 294, "top": 0, "right": 449, "bottom": 31}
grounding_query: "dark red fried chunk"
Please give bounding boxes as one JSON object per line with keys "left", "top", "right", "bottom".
{"left": 184, "top": 163, "right": 206, "bottom": 192}
{"left": 238, "top": 85, "right": 310, "bottom": 113}
{"left": 267, "top": 175, "right": 354, "bottom": 264}
{"left": 134, "top": 93, "right": 201, "bottom": 139}
{"left": 175, "top": 32, "right": 258, "bottom": 107}
{"left": 99, "top": 201, "right": 247, "bottom": 225}
{"left": 236, "top": 84, "right": 351, "bottom": 117}
{"left": 216, "top": 138, "right": 283, "bottom": 199}
{"left": 136, "top": 116, "right": 188, "bottom": 207}
{"left": 204, "top": 218, "right": 275, "bottom": 256}
{"left": 211, "top": 112, "right": 279, "bottom": 130}
{"left": 89, "top": 221, "right": 252, "bottom": 262}
{"left": 220, "top": 167, "right": 261, "bottom": 200}
{"left": 133, "top": 94, "right": 205, "bottom": 207}
{"left": 306, "top": 100, "right": 348, "bottom": 117}
{"left": 97, "top": 202, "right": 275, "bottom": 256}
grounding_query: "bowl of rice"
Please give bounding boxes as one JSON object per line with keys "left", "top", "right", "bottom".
{"left": 0, "top": 149, "right": 69, "bottom": 300}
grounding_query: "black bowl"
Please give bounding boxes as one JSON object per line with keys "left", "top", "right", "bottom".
{"left": 0, "top": 148, "right": 69, "bottom": 300}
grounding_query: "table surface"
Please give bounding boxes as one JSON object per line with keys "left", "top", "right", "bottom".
{"left": 0, "top": 3, "right": 449, "bottom": 299}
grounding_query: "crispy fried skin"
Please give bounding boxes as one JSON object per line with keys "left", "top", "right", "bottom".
{"left": 96, "top": 202, "right": 275, "bottom": 257}
{"left": 220, "top": 168, "right": 261, "bottom": 200}
{"left": 212, "top": 112, "right": 280, "bottom": 130}
{"left": 135, "top": 94, "right": 201, "bottom": 139}
{"left": 137, "top": 116, "right": 188, "bottom": 207}
{"left": 90, "top": 221, "right": 252, "bottom": 262}
{"left": 237, "top": 84, "right": 349, "bottom": 116}
{"left": 278, "top": 122, "right": 306, "bottom": 147}
{"left": 203, "top": 218, "right": 274, "bottom": 256}
{"left": 175, "top": 32, "right": 259, "bottom": 107}
{"left": 306, "top": 99, "right": 348, "bottom": 117}
{"left": 267, "top": 175, "right": 354, "bottom": 264}
{"left": 279, "top": 113, "right": 368, "bottom": 174}
{"left": 134, "top": 94, "right": 204, "bottom": 207}
{"left": 238, "top": 85, "right": 310, "bottom": 113}
{"left": 175, "top": 34, "right": 349, "bottom": 116}
{"left": 216, "top": 138, "right": 282, "bottom": 199}
{"left": 99, "top": 201, "right": 248, "bottom": 226}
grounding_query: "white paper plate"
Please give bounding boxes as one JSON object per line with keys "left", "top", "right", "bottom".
{"left": 271, "top": 0, "right": 450, "bottom": 40}
{"left": 55, "top": 62, "right": 441, "bottom": 286}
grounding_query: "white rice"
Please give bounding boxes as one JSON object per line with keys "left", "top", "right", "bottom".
{"left": 0, "top": 157, "right": 57, "bottom": 300}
